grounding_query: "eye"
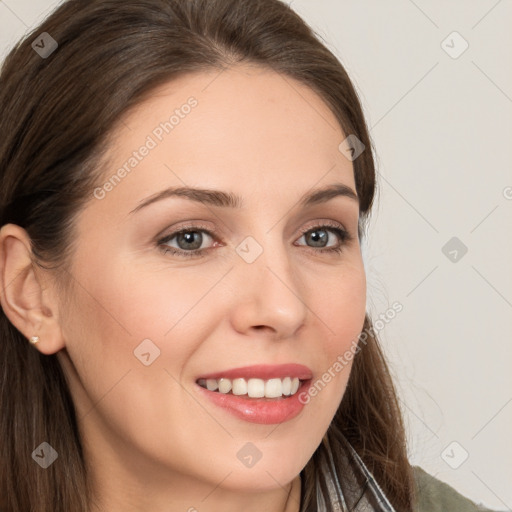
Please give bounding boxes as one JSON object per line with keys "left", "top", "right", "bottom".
{"left": 157, "top": 222, "right": 353, "bottom": 259}
{"left": 158, "top": 224, "right": 216, "bottom": 258}
{"left": 295, "top": 223, "right": 352, "bottom": 255}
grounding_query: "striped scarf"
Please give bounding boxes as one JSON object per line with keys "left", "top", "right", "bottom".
{"left": 312, "top": 435, "right": 397, "bottom": 512}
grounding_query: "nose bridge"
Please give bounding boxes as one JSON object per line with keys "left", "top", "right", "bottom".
{"left": 231, "top": 230, "right": 308, "bottom": 337}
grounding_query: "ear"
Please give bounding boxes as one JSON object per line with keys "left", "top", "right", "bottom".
{"left": 0, "top": 223, "right": 66, "bottom": 354}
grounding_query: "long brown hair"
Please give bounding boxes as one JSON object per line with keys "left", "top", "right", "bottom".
{"left": 0, "top": 0, "right": 416, "bottom": 510}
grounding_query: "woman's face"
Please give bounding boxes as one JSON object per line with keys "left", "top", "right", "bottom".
{"left": 54, "top": 64, "right": 366, "bottom": 505}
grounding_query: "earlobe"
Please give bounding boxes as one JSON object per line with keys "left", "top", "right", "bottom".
{"left": 0, "top": 223, "right": 66, "bottom": 354}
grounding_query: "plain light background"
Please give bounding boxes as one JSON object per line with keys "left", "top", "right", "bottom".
{"left": 0, "top": 0, "right": 510, "bottom": 510}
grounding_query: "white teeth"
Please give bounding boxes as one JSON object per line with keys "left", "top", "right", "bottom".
{"left": 198, "top": 376, "right": 303, "bottom": 398}
{"left": 247, "top": 378, "right": 265, "bottom": 398}
{"left": 282, "top": 376, "right": 292, "bottom": 396}
{"left": 232, "top": 378, "right": 248, "bottom": 395}
{"left": 265, "top": 378, "right": 282, "bottom": 398}
{"left": 206, "top": 379, "right": 218, "bottom": 391}
{"left": 218, "top": 378, "right": 232, "bottom": 394}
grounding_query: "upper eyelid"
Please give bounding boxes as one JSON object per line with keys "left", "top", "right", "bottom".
{"left": 159, "top": 219, "right": 349, "bottom": 237}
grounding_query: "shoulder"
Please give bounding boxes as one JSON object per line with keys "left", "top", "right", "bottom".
{"left": 412, "top": 465, "right": 500, "bottom": 512}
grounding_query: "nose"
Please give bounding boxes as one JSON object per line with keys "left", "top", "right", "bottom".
{"left": 229, "top": 240, "right": 308, "bottom": 340}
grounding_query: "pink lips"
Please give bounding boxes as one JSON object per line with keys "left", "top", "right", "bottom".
{"left": 196, "top": 378, "right": 313, "bottom": 425}
{"left": 195, "top": 363, "right": 313, "bottom": 381}
{"left": 194, "top": 364, "right": 314, "bottom": 424}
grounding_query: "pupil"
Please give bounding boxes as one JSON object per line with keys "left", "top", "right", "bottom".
{"left": 179, "top": 231, "right": 202, "bottom": 250}
{"left": 308, "top": 229, "right": 327, "bottom": 247}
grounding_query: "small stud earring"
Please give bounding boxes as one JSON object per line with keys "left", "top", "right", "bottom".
{"left": 29, "top": 336, "right": 40, "bottom": 345}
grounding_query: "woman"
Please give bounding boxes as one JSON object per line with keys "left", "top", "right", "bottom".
{"left": 0, "top": 0, "right": 498, "bottom": 510}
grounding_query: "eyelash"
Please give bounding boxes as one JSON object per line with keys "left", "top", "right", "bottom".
{"left": 157, "top": 222, "right": 353, "bottom": 259}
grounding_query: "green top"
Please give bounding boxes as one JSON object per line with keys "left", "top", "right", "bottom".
{"left": 413, "top": 466, "right": 503, "bottom": 512}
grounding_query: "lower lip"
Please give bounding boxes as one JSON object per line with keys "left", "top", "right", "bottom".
{"left": 195, "top": 380, "right": 312, "bottom": 425}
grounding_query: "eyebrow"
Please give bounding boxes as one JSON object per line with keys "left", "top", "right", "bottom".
{"left": 128, "top": 183, "right": 359, "bottom": 215}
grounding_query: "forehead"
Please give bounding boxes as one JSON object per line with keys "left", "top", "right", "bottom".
{"left": 96, "top": 64, "right": 355, "bottom": 212}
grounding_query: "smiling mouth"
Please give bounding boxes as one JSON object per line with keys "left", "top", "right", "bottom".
{"left": 196, "top": 376, "right": 307, "bottom": 399}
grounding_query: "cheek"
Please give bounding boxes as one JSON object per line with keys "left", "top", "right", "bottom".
{"left": 58, "top": 258, "right": 217, "bottom": 470}
{"left": 299, "top": 263, "right": 366, "bottom": 416}
{"left": 317, "top": 262, "right": 367, "bottom": 349}
{"left": 69, "top": 253, "right": 215, "bottom": 349}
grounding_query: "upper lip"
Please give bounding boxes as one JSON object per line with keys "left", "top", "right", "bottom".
{"left": 196, "top": 363, "right": 313, "bottom": 381}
